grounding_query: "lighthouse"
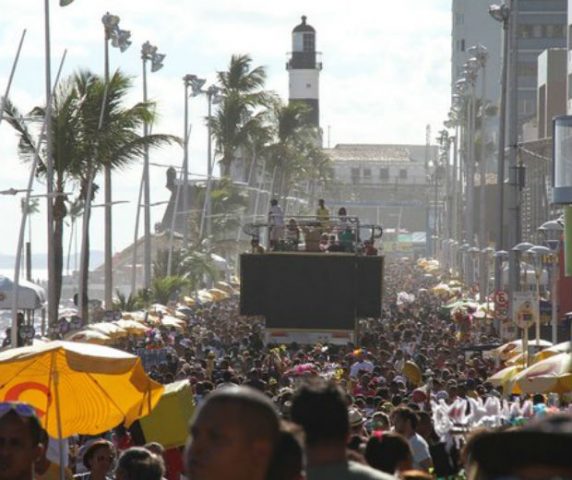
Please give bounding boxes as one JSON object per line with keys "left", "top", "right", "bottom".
{"left": 287, "top": 16, "right": 322, "bottom": 139}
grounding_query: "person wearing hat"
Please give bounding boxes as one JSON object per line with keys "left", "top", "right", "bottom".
{"left": 74, "top": 439, "right": 115, "bottom": 480}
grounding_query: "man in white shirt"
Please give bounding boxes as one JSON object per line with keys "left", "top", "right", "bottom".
{"left": 392, "top": 406, "right": 432, "bottom": 471}
{"left": 350, "top": 351, "right": 374, "bottom": 378}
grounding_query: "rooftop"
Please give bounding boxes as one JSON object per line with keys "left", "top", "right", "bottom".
{"left": 323, "top": 144, "right": 430, "bottom": 163}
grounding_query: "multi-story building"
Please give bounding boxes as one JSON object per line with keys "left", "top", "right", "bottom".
{"left": 516, "top": 0, "right": 567, "bottom": 128}
{"left": 567, "top": 0, "right": 572, "bottom": 113}
{"left": 451, "top": 0, "right": 502, "bottom": 123}
{"left": 537, "top": 48, "right": 567, "bottom": 139}
{"left": 324, "top": 144, "right": 438, "bottom": 233}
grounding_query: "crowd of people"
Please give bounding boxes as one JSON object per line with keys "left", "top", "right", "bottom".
{"left": 1, "top": 257, "right": 571, "bottom": 480}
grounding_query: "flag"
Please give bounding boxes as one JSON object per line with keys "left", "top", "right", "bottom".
{"left": 60, "top": 0, "right": 74, "bottom": 6}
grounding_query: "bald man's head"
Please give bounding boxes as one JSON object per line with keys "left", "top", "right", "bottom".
{"left": 186, "top": 387, "right": 280, "bottom": 480}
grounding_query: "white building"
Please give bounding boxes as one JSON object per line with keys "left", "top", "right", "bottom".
{"left": 325, "top": 144, "right": 436, "bottom": 186}
{"left": 451, "top": 0, "right": 502, "bottom": 116}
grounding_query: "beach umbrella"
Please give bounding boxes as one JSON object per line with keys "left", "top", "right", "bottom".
{"left": 0, "top": 341, "right": 164, "bottom": 438}
{"left": 65, "top": 329, "right": 112, "bottom": 345}
{"left": 488, "top": 365, "right": 524, "bottom": 392}
{"left": 182, "top": 296, "right": 196, "bottom": 307}
{"left": 513, "top": 352, "right": 572, "bottom": 394}
{"left": 160, "top": 315, "right": 186, "bottom": 331}
{"left": 88, "top": 322, "right": 128, "bottom": 339}
{"left": 114, "top": 319, "right": 149, "bottom": 336}
{"left": 208, "top": 288, "right": 230, "bottom": 301}
{"left": 493, "top": 339, "right": 553, "bottom": 361}
{"left": 432, "top": 283, "right": 451, "bottom": 294}
{"left": 533, "top": 341, "right": 572, "bottom": 363}
{"left": 197, "top": 289, "right": 214, "bottom": 303}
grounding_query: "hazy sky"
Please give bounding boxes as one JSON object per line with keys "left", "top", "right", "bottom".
{"left": 0, "top": 0, "right": 451, "bottom": 267}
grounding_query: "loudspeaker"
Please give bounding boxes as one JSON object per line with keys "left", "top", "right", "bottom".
{"left": 356, "top": 256, "right": 383, "bottom": 317}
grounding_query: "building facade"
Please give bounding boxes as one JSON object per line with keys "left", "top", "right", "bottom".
{"left": 324, "top": 144, "right": 438, "bottom": 233}
{"left": 516, "top": 0, "right": 567, "bottom": 127}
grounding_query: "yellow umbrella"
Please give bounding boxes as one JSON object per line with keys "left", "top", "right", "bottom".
{"left": 0, "top": 341, "right": 164, "bottom": 438}
{"left": 65, "top": 329, "right": 112, "bottom": 345}
{"left": 197, "top": 289, "right": 214, "bottom": 303}
{"left": 183, "top": 296, "right": 196, "bottom": 307}
{"left": 115, "top": 319, "right": 150, "bottom": 336}
{"left": 513, "top": 352, "right": 572, "bottom": 394}
{"left": 431, "top": 283, "right": 451, "bottom": 295}
{"left": 208, "top": 288, "right": 230, "bottom": 301}
{"left": 88, "top": 322, "right": 128, "bottom": 339}
{"left": 533, "top": 341, "right": 572, "bottom": 363}
{"left": 488, "top": 365, "right": 524, "bottom": 392}
{"left": 215, "top": 281, "right": 236, "bottom": 294}
{"left": 493, "top": 339, "right": 553, "bottom": 361}
{"left": 403, "top": 360, "right": 422, "bottom": 386}
{"left": 160, "top": 315, "right": 186, "bottom": 331}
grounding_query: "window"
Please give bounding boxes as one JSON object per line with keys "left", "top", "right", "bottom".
{"left": 303, "top": 33, "right": 315, "bottom": 52}
{"left": 517, "top": 62, "right": 537, "bottom": 77}
{"left": 545, "top": 25, "right": 562, "bottom": 38}
{"left": 460, "top": 39, "right": 465, "bottom": 52}
{"left": 351, "top": 167, "right": 360, "bottom": 184}
{"left": 519, "top": 99, "right": 534, "bottom": 116}
{"left": 399, "top": 169, "right": 408, "bottom": 180}
{"left": 379, "top": 168, "right": 389, "bottom": 180}
{"left": 532, "top": 25, "right": 543, "bottom": 38}
{"left": 363, "top": 168, "right": 372, "bottom": 179}
{"left": 519, "top": 25, "right": 533, "bottom": 38}
{"left": 455, "top": 13, "right": 464, "bottom": 25}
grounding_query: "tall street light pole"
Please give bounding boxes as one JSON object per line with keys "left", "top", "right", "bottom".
{"left": 181, "top": 74, "right": 206, "bottom": 249}
{"left": 102, "top": 12, "right": 131, "bottom": 311}
{"left": 490, "top": 2, "right": 511, "bottom": 293}
{"left": 200, "top": 85, "right": 223, "bottom": 240}
{"left": 141, "top": 41, "right": 165, "bottom": 291}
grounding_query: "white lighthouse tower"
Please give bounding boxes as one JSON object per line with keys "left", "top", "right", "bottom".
{"left": 287, "top": 16, "right": 322, "bottom": 139}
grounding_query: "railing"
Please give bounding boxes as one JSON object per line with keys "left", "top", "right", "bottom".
{"left": 243, "top": 215, "right": 383, "bottom": 255}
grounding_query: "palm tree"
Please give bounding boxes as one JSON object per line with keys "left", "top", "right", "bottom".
{"left": 265, "top": 100, "right": 319, "bottom": 200}
{"left": 209, "top": 54, "right": 272, "bottom": 177}
{"left": 3, "top": 70, "right": 179, "bottom": 324}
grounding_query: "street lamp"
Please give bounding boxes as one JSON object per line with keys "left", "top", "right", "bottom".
{"left": 140, "top": 41, "right": 166, "bottom": 292}
{"left": 538, "top": 219, "right": 564, "bottom": 343}
{"left": 181, "top": 74, "right": 206, "bottom": 249}
{"left": 490, "top": 1, "right": 511, "bottom": 295}
{"left": 200, "top": 85, "right": 223, "bottom": 240}
{"left": 0, "top": 30, "right": 26, "bottom": 129}
{"left": 101, "top": 12, "right": 131, "bottom": 311}
{"left": 527, "top": 245, "right": 552, "bottom": 345}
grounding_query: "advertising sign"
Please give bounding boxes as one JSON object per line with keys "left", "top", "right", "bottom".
{"left": 512, "top": 291, "right": 536, "bottom": 329}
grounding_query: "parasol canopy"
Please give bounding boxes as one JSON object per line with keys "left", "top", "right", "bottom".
{"left": 0, "top": 341, "right": 164, "bottom": 438}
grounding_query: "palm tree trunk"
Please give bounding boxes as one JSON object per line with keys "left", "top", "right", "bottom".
{"left": 80, "top": 207, "right": 91, "bottom": 323}
{"left": 52, "top": 176, "right": 67, "bottom": 327}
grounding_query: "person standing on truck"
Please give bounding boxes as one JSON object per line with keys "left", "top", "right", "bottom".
{"left": 268, "top": 199, "right": 284, "bottom": 251}
{"left": 316, "top": 199, "right": 330, "bottom": 230}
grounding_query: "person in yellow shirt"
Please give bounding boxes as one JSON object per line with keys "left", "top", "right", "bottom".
{"left": 316, "top": 199, "right": 330, "bottom": 230}
{"left": 35, "top": 430, "right": 73, "bottom": 480}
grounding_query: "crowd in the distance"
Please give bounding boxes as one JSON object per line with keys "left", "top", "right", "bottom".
{"left": 1, "top": 257, "right": 571, "bottom": 480}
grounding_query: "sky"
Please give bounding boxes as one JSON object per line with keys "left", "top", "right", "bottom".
{"left": 0, "top": 0, "right": 451, "bottom": 269}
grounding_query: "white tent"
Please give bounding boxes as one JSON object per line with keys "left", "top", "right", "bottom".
{"left": 0, "top": 276, "right": 46, "bottom": 310}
